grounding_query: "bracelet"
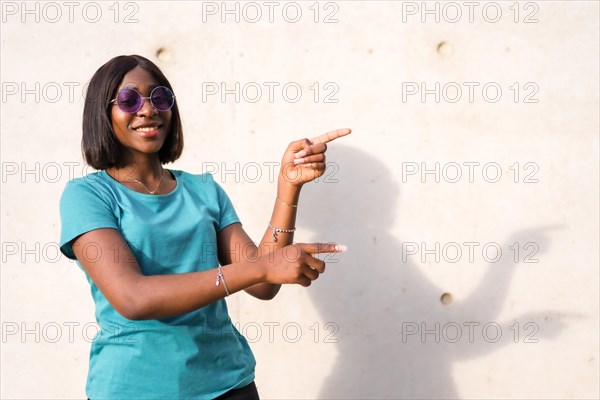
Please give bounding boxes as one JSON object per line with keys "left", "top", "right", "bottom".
{"left": 276, "top": 196, "right": 298, "bottom": 208}
{"left": 268, "top": 222, "right": 296, "bottom": 242}
{"left": 215, "top": 266, "right": 230, "bottom": 296}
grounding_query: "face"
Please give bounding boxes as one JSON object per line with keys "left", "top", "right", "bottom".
{"left": 110, "top": 66, "right": 173, "bottom": 160}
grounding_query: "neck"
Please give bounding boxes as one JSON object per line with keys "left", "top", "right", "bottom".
{"left": 109, "top": 153, "right": 164, "bottom": 183}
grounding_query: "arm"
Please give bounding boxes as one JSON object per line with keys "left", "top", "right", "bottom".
{"left": 218, "top": 128, "right": 352, "bottom": 300}
{"left": 218, "top": 178, "right": 300, "bottom": 300}
{"left": 249, "top": 178, "right": 300, "bottom": 299}
{"left": 73, "top": 228, "right": 263, "bottom": 320}
{"left": 72, "top": 227, "right": 343, "bottom": 320}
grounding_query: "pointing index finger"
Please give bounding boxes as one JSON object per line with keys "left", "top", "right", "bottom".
{"left": 299, "top": 243, "right": 348, "bottom": 254}
{"left": 310, "top": 128, "right": 352, "bottom": 144}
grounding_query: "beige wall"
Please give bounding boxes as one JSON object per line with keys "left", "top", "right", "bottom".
{"left": 1, "top": 1, "right": 598, "bottom": 398}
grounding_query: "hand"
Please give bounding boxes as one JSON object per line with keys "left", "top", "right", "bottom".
{"left": 279, "top": 128, "right": 352, "bottom": 187}
{"left": 261, "top": 243, "right": 347, "bottom": 287}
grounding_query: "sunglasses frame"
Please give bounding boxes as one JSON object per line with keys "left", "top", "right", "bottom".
{"left": 108, "top": 86, "right": 176, "bottom": 114}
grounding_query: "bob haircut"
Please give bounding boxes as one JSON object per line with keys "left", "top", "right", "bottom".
{"left": 82, "top": 55, "right": 183, "bottom": 169}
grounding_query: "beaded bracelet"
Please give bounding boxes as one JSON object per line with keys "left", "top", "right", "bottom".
{"left": 268, "top": 222, "right": 296, "bottom": 242}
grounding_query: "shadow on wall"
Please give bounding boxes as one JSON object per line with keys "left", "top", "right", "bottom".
{"left": 300, "top": 145, "right": 565, "bottom": 400}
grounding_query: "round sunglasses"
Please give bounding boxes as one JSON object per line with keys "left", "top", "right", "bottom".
{"left": 108, "top": 86, "right": 175, "bottom": 114}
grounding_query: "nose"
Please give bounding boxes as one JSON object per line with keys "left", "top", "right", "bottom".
{"left": 136, "top": 97, "right": 158, "bottom": 117}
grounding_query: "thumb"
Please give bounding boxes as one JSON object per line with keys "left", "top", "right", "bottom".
{"left": 297, "top": 242, "right": 348, "bottom": 255}
{"left": 287, "top": 138, "right": 313, "bottom": 155}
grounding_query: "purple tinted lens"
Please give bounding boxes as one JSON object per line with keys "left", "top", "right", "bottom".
{"left": 150, "top": 86, "right": 174, "bottom": 111}
{"left": 116, "top": 89, "right": 142, "bottom": 113}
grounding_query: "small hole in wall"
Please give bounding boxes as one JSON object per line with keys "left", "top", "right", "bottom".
{"left": 437, "top": 41, "right": 453, "bottom": 56}
{"left": 156, "top": 47, "right": 171, "bottom": 62}
{"left": 440, "top": 292, "right": 453, "bottom": 305}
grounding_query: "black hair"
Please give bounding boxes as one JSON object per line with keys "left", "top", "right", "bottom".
{"left": 82, "top": 55, "right": 183, "bottom": 169}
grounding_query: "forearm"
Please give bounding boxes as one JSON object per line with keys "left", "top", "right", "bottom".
{"left": 246, "top": 178, "right": 301, "bottom": 299}
{"left": 260, "top": 177, "right": 300, "bottom": 248}
{"left": 132, "top": 260, "right": 265, "bottom": 320}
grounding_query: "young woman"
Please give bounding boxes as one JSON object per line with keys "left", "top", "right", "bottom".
{"left": 59, "top": 54, "right": 350, "bottom": 399}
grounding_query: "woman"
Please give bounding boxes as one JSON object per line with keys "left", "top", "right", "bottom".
{"left": 59, "top": 54, "right": 350, "bottom": 399}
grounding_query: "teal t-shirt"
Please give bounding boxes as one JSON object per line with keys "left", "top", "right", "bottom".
{"left": 59, "top": 169, "right": 256, "bottom": 400}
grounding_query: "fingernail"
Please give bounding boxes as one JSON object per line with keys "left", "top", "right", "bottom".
{"left": 293, "top": 158, "right": 305, "bottom": 164}
{"left": 295, "top": 150, "right": 307, "bottom": 158}
{"left": 335, "top": 244, "right": 347, "bottom": 252}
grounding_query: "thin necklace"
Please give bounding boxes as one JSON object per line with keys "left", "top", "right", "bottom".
{"left": 128, "top": 170, "right": 165, "bottom": 195}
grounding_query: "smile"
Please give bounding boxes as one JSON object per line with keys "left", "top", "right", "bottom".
{"left": 133, "top": 125, "right": 161, "bottom": 132}
{"left": 130, "top": 123, "right": 163, "bottom": 137}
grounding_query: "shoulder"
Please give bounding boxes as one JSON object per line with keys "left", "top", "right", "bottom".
{"left": 64, "top": 170, "right": 105, "bottom": 186}
{"left": 60, "top": 171, "right": 113, "bottom": 207}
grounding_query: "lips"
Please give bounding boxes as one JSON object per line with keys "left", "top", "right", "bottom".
{"left": 131, "top": 122, "right": 163, "bottom": 137}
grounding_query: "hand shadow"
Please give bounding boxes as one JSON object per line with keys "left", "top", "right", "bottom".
{"left": 299, "top": 145, "right": 567, "bottom": 399}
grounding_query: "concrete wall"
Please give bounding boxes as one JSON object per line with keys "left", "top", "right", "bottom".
{"left": 1, "top": 1, "right": 598, "bottom": 399}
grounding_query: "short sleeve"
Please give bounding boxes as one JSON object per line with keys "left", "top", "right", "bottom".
{"left": 213, "top": 180, "right": 241, "bottom": 231}
{"left": 59, "top": 180, "right": 118, "bottom": 259}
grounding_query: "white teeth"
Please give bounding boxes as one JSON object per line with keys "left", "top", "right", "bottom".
{"left": 134, "top": 126, "right": 159, "bottom": 132}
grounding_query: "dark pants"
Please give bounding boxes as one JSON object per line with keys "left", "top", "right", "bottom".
{"left": 87, "top": 381, "right": 260, "bottom": 400}
{"left": 214, "top": 381, "right": 260, "bottom": 400}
